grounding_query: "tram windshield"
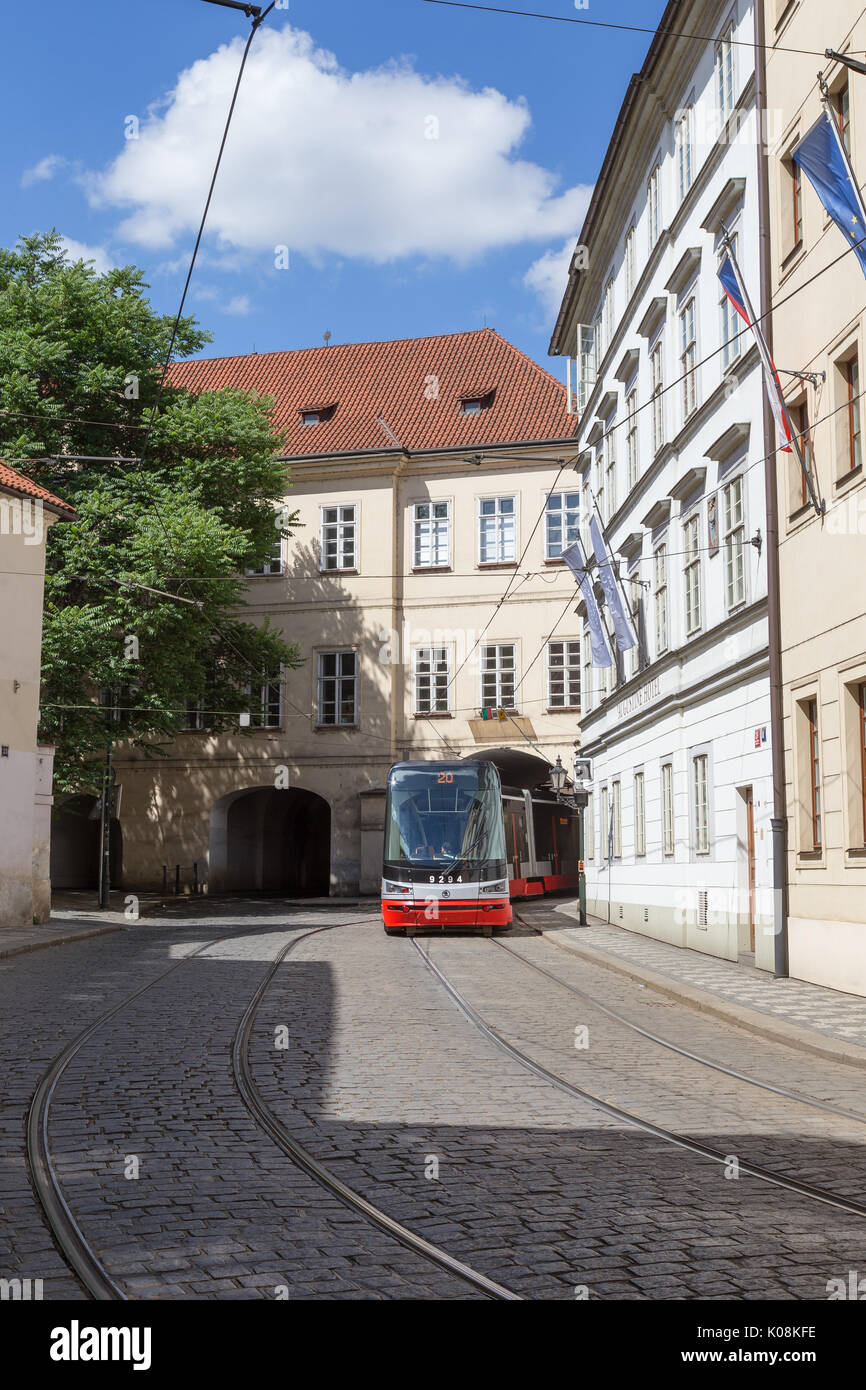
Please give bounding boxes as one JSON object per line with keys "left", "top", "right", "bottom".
{"left": 384, "top": 763, "right": 506, "bottom": 866}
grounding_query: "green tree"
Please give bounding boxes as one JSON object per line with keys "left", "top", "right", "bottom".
{"left": 0, "top": 231, "right": 300, "bottom": 790}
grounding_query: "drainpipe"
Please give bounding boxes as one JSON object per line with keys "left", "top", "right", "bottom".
{"left": 755, "top": 0, "right": 789, "bottom": 978}
{"left": 390, "top": 451, "right": 411, "bottom": 765}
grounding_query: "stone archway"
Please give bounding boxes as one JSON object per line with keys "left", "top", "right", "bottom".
{"left": 209, "top": 786, "right": 331, "bottom": 895}
{"left": 50, "top": 795, "right": 123, "bottom": 890}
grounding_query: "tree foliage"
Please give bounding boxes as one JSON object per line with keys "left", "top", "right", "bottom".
{"left": 0, "top": 232, "right": 300, "bottom": 790}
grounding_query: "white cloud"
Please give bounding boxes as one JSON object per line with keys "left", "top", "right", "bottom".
{"left": 523, "top": 222, "right": 591, "bottom": 316}
{"left": 21, "top": 154, "right": 66, "bottom": 187}
{"left": 224, "top": 294, "right": 251, "bottom": 315}
{"left": 58, "top": 237, "right": 115, "bottom": 276}
{"left": 91, "top": 25, "right": 591, "bottom": 264}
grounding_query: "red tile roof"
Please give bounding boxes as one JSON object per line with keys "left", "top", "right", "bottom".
{"left": 0, "top": 462, "right": 76, "bottom": 518}
{"left": 168, "top": 328, "right": 576, "bottom": 457}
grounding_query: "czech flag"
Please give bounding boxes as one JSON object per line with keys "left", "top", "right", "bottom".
{"left": 718, "top": 255, "right": 792, "bottom": 453}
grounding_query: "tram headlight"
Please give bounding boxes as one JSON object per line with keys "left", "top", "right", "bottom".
{"left": 480, "top": 880, "right": 507, "bottom": 895}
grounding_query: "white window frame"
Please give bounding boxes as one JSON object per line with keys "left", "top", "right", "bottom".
{"left": 612, "top": 780, "right": 622, "bottom": 858}
{"left": 480, "top": 642, "right": 517, "bottom": 711}
{"left": 320, "top": 503, "right": 358, "bottom": 572}
{"left": 721, "top": 230, "right": 741, "bottom": 370}
{"left": 692, "top": 751, "right": 711, "bottom": 856}
{"left": 715, "top": 18, "right": 735, "bottom": 126}
{"left": 661, "top": 761, "right": 675, "bottom": 856}
{"left": 723, "top": 474, "right": 747, "bottom": 610}
{"left": 412, "top": 499, "right": 451, "bottom": 569}
{"left": 603, "top": 276, "right": 615, "bottom": 351}
{"left": 676, "top": 104, "right": 694, "bottom": 201}
{"left": 413, "top": 645, "right": 451, "bottom": 714}
{"left": 544, "top": 489, "right": 581, "bottom": 560}
{"left": 625, "top": 224, "right": 636, "bottom": 300}
{"left": 316, "top": 649, "right": 358, "bottom": 727}
{"left": 586, "top": 790, "right": 595, "bottom": 861}
{"left": 680, "top": 296, "right": 698, "bottom": 419}
{"left": 647, "top": 162, "right": 661, "bottom": 250}
{"left": 654, "top": 542, "right": 669, "bottom": 655}
{"left": 604, "top": 425, "right": 617, "bottom": 520}
{"left": 684, "top": 512, "right": 702, "bottom": 636}
{"left": 246, "top": 532, "right": 283, "bottom": 577}
{"left": 583, "top": 627, "right": 593, "bottom": 716}
{"left": 546, "top": 638, "right": 581, "bottom": 710}
{"left": 477, "top": 495, "right": 517, "bottom": 565}
{"left": 651, "top": 338, "right": 665, "bottom": 453}
{"left": 626, "top": 389, "right": 638, "bottom": 490}
{"left": 634, "top": 769, "right": 646, "bottom": 857}
{"left": 246, "top": 672, "right": 283, "bottom": 729}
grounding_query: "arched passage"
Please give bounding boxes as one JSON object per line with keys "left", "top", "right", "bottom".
{"left": 51, "top": 795, "right": 122, "bottom": 890}
{"left": 209, "top": 786, "right": 331, "bottom": 896}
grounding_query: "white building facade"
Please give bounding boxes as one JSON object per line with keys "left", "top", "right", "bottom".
{"left": 550, "top": 0, "right": 776, "bottom": 966}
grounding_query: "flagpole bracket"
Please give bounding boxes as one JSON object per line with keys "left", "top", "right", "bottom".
{"left": 777, "top": 368, "right": 826, "bottom": 387}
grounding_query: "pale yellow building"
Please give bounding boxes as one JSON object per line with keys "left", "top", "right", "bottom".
{"left": 76, "top": 330, "right": 582, "bottom": 897}
{"left": 767, "top": 2, "right": 866, "bottom": 993}
{"left": 0, "top": 462, "right": 75, "bottom": 925}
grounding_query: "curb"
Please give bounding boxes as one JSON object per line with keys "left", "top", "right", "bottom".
{"left": 514, "top": 907, "right": 866, "bottom": 1070}
{"left": 0, "top": 923, "right": 124, "bottom": 961}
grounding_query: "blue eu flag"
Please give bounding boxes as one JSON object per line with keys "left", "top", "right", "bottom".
{"left": 793, "top": 110, "right": 866, "bottom": 277}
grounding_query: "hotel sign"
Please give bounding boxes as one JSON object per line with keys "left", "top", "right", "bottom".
{"left": 616, "top": 675, "right": 662, "bottom": 721}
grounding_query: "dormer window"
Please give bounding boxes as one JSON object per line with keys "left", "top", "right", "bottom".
{"left": 298, "top": 401, "right": 336, "bottom": 427}
{"left": 457, "top": 385, "right": 495, "bottom": 416}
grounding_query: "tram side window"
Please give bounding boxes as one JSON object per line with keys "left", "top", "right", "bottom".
{"left": 504, "top": 798, "right": 530, "bottom": 878}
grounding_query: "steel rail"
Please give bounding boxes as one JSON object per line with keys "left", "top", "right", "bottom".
{"left": 494, "top": 936, "right": 866, "bottom": 1127}
{"left": 25, "top": 914, "right": 370, "bottom": 1300}
{"left": 231, "top": 923, "right": 522, "bottom": 1300}
{"left": 412, "top": 937, "right": 866, "bottom": 1222}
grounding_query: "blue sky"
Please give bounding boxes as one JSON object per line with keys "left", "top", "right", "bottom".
{"left": 5, "top": 0, "right": 667, "bottom": 374}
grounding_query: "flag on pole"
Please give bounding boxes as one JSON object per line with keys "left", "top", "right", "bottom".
{"left": 718, "top": 254, "right": 792, "bottom": 453}
{"left": 589, "top": 515, "right": 636, "bottom": 653}
{"left": 793, "top": 110, "right": 866, "bottom": 277}
{"left": 562, "top": 538, "right": 612, "bottom": 668}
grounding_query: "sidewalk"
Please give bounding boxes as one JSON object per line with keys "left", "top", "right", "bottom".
{"left": 514, "top": 898, "right": 866, "bottom": 1066}
{"left": 0, "top": 917, "right": 124, "bottom": 960}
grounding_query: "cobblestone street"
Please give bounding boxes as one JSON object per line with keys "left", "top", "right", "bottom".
{"left": 2, "top": 901, "right": 865, "bottom": 1301}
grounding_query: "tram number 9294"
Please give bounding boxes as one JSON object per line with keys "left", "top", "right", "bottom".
{"left": 430, "top": 874, "right": 463, "bottom": 883}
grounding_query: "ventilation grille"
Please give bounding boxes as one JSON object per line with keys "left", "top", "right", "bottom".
{"left": 644, "top": 907, "right": 649, "bottom": 923}
{"left": 618, "top": 905, "right": 623, "bottom": 919}
{"left": 697, "top": 891, "right": 708, "bottom": 928}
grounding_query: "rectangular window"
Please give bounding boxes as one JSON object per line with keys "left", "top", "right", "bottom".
{"left": 316, "top": 650, "right": 357, "bottom": 726}
{"left": 480, "top": 643, "right": 517, "bottom": 711}
{"left": 716, "top": 22, "right": 735, "bottom": 124}
{"left": 835, "top": 82, "right": 851, "bottom": 153}
{"left": 413, "top": 500, "right": 450, "bottom": 567}
{"left": 790, "top": 400, "right": 813, "bottom": 508}
{"left": 478, "top": 496, "right": 516, "bottom": 564}
{"left": 183, "top": 697, "right": 207, "bottom": 731}
{"left": 677, "top": 106, "right": 694, "bottom": 200}
{"left": 634, "top": 771, "right": 646, "bottom": 857}
{"left": 662, "top": 762, "right": 675, "bottom": 855}
{"left": 723, "top": 476, "right": 746, "bottom": 610}
{"left": 547, "top": 639, "right": 581, "bottom": 709}
{"left": 612, "top": 780, "right": 622, "bottom": 858}
{"left": 414, "top": 646, "right": 450, "bottom": 714}
{"left": 720, "top": 233, "right": 741, "bottom": 370}
{"left": 791, "top": 156, "right": 804, "bottom": 248}
{"left": 247, "top": 673, "right": 282, "bottom": 729}
{"left": 651, "top": 340, "right": 665, "bottom": 453}
{"left": 654, "top": 543, "right": 668, "bottom": 655}
{"left": 320, "top": 504, "right": 357, "bottom": 571}
{"left": 693, "top": 753, "right": 710, "bottom": 854}
{"left": 625, "top": 225, "right": 636, "bottom": 299}
{"left": 586, "top": 790, "right": 595, "bottom": 861}
{"left": 605, "top": 428, "right": 617, "bottom": 519}
{"left": 648, "top": 164, "right": 661, "bottom": 249}
{"left": 545, "top": 490, "right": 581, "bottom": 559}
{"left": 846, "top": 357, "right": 861, "bottom": 474}
{"left": 601, "top": 786, "right": 610, "bottom": 860}
{"left": 684, "top": 514, "right": 702, "bottom": 635}
{"left": 626, "top": 389, "right": 639, "bottom": 490}
{"left": 807, "top": 697, "right": 822, "bottom": 848}
{"left": 680, "top": 297, "right": 697, "bottom": 418}
{"left": 603, "top": 277, "right": 615, "bottom": 350}
{"left": 246, "top": 534, "right": 282, "bottom": 576}
{"left": 595, "top": 450, "right": 604, "bottom": 529}
{"left": 583, "top": 631, "right": 592, "bottom": 716}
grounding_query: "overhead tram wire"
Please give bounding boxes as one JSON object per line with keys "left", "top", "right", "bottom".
{"left": 419, "top": 0, "right": 835, "bottom": 57}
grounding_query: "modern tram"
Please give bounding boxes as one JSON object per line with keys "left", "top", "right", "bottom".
{"left": 382, "top": 757, "right": 582, "bottom": 933}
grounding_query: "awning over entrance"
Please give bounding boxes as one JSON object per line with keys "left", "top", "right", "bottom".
{"left": 464, "top": 746, "right": 552, "bottom": 790}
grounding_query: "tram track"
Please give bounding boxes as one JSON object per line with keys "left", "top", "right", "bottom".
{"left": 494, "top": 934, "right": 866, "bottom": 1127}
{"left": 412, "top": 934, "right": 866, "bottom": 1224}
{"left": 26, "top": 912, "right": 519, "bottom": 1302}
